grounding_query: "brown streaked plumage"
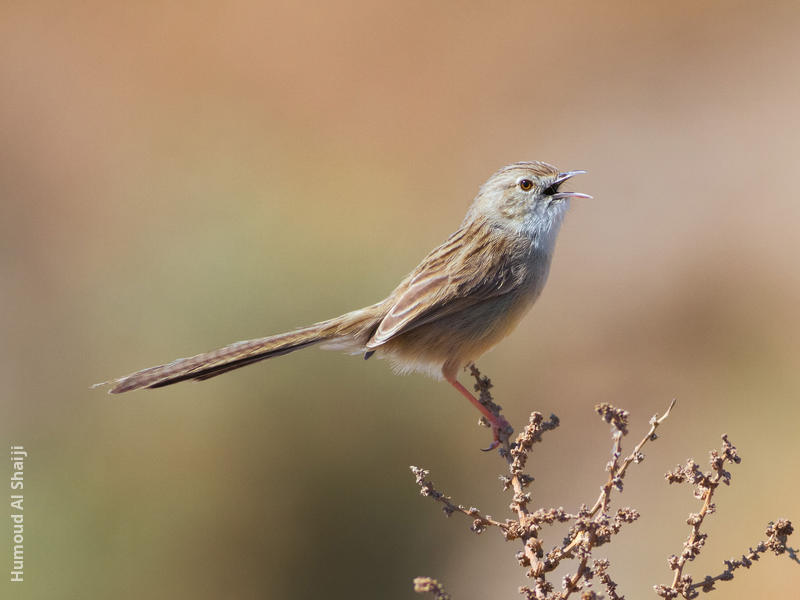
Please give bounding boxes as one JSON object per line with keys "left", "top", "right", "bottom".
{"left": 100, "top": 161, "right": 590, "bottom": 448}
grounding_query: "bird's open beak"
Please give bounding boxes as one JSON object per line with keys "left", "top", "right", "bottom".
{"left": 551, "top": 170, "right": 592, "bottom": 200}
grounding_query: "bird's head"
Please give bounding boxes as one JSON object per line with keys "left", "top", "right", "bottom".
{"left": 470, "top": 161, "right": 591, "bottom": 239}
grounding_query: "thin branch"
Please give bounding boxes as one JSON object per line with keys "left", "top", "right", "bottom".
{"left": 685, "top": 519, "right": 795, "bottom": 595}
{"left": 409, "top": 367, "right": 794, "bottom": 599}
{"left": 589, "top": 399, "right": 676, "bottom": 517}
{"left": 414, "top": 577, "right": 451, "bottom": 600}
{"left": 410, "top": 466, "right": 508, "bottom": 533}
{"left": 554, "top": 400, "right": 675, "bottom": 596}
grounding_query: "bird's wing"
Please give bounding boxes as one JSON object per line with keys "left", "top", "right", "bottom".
{"left": 366, "top": 218, "right": 530, "bottom": 348}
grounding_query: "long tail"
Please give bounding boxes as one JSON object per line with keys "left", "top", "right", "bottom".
{"left": 103, "top": 307, "right": 382, "bottom": 394}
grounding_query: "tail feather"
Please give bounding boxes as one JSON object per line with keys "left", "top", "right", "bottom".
{"left": 147, "top": 339, "right": 320, "bottom": 388}
{"left": 107, "top": 327, "right": 325, "bottom": 393}
{"left": 104, "top": 306, "right": 384, "bottom": 394}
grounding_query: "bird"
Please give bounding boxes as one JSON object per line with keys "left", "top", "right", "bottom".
{"left": 100, "top": 161, "right": 590, "bottom": 449}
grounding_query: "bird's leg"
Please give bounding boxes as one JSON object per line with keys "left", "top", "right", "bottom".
{"left": 445, "top": 373, "right": 512, "bottom": 451}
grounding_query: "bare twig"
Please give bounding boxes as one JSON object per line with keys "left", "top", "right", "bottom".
{"left": 410, "top": 466, "right": 507, "bottom": 533}
{"left": 589, "top": 400, "right": 676, "bottom": 517}
{"left": 410, "top": 368, "right": 794, "bottom": 599}
{"left": 414, "top": 576, "right": 451, "bottom": 600}
{"left": 554, "top": 400, "right": 674, "bottom": 597}
{"left": 681, "top": 519, "right": 794, "bottom": 594}
{"left": 654, "top": 438, "right": 795, "bottom": 598}
{"left": 413, "top": 367, "right": 674, "bottom": 599}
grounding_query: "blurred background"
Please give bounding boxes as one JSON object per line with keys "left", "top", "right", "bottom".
{"left": 2, "top": 1, "right": 799, "bottom": 598}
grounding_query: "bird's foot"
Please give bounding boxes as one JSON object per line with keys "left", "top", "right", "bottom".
{"left": 481, "top": 414, "right": 513, "bottom": 452}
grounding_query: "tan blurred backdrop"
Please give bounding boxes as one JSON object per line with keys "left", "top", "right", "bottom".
{"left": 2, "top": 2, "right": 799, "bottom": 598}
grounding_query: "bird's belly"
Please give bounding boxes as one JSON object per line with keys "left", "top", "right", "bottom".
{"left": 377, "top": 288, "right": 540, "bottom": 379}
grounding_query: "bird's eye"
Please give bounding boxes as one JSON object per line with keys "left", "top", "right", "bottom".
{"left": 518, "top": 179, "right": 534, "bottom": 191}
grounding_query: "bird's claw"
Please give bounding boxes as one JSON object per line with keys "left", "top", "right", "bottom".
{"left": 481, "top": 418, "right": 512, "bottom": 452}
{"left": 481, "top": 438, "right": 501, "bottom": 452}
